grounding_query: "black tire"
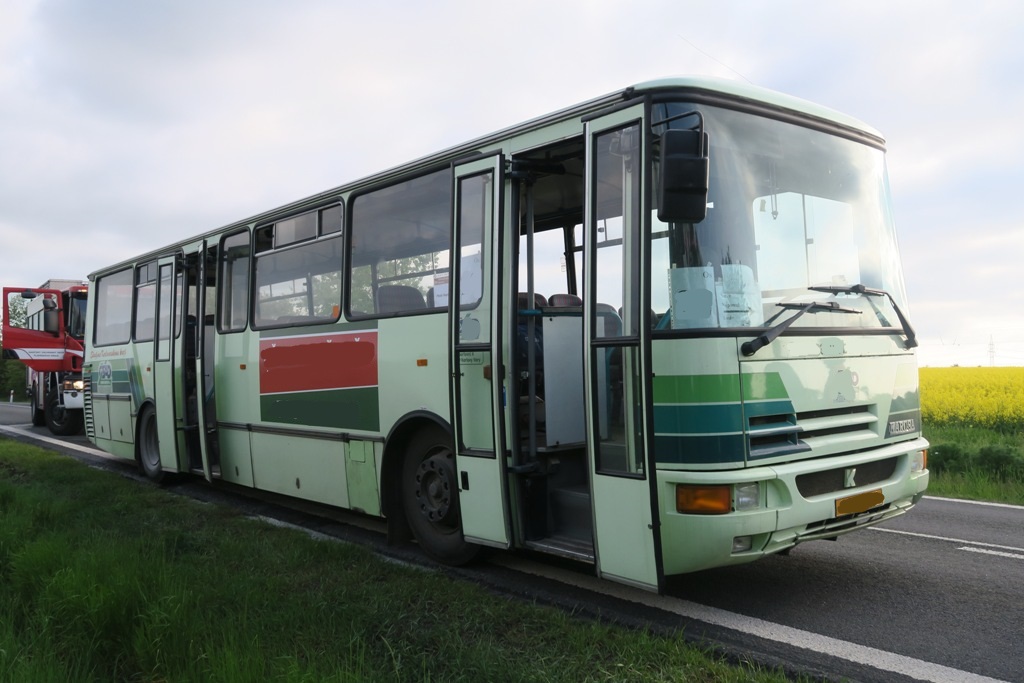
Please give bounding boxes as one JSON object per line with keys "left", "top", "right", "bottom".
{"left": 401, "top": 426, "right": 479, "bottom": 565}
{"left": 137, "top": 406, "right": 164, "bottom": 483}
{"left": 30, "top": 383, "right": 46, "bottom": 427}
{"left": 44, "top": 383, "right": 83, "bottom": 436}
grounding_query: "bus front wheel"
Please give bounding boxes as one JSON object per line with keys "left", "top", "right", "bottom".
{"left": 401, "top": 426, "right": 479, "bottom": 565}
{"left": 138, "top": 406, "right": 164, "bottom": 483}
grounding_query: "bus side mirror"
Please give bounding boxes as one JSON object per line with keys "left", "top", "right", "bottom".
{"left": 657, "top": 129, "right": 709, "bottom": 224}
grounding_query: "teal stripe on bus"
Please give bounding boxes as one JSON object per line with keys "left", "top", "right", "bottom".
{"left": 653, "top": 403, "right": 744, "bottom": 435}
{"left": 653, "top": 434, "right": 747, "bottom": 465}
{"left": 653, "top": 400, "right": 795, "bottom": 434}
{"left": 743, "top": 399, "right": 797, "bottom": 420}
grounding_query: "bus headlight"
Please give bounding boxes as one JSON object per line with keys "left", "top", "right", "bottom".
{"left": 734, "top": 482, "right": 761, "bottom": 511}
{"left": 64, "top": 380, "right": 85, "bottom": 392}
{"left": 911, "top": 450, "right": 927, "bottom": 473}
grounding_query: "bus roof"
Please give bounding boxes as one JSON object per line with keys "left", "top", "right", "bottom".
{"left": 632, "top": 76, "right": 882, "bottom": 139}
{"left": 89, "top": 76, "right": 884, "bottom": 280}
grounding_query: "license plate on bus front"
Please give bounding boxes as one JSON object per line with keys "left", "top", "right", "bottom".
{"left": 835, "top": 489, "right": 884, "bottom": 517}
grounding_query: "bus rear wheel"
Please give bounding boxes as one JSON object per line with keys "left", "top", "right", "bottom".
{"left": 138, "top": 406, "right": 164, "bottom": 483}
{"left": 401, "top": 426, "right": 479, "bottom": 565}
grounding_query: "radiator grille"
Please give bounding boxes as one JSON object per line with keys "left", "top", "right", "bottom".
{"left": 748, "top": 404, "right": 877, "bottom": 459}
{"left": 796, "top": 456, "right": 897, "bottom": 497}
{"left": 82, "top": 376, "right": 95, "bottom": 439}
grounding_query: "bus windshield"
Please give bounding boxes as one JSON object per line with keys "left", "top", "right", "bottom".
{"left": 651, "top": 102, "right": 908, "bottom": 333}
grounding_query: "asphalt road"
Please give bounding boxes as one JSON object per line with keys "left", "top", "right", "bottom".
{"left": 1, "top": 403, "right": 1021, "bottom": 682}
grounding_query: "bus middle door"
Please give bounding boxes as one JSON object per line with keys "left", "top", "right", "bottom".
{"left": 448, "top": 155, "right": 511, "bottom": 548}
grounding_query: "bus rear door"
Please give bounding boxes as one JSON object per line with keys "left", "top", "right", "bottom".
{"left": 152, "top": 256, "right": 184, "bottom": 472}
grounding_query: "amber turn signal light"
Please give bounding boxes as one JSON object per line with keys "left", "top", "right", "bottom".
{"left": 676, "top": 484, "right": 731, "bottom": 514}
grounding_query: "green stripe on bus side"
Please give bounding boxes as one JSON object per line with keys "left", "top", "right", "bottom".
{"left": 652, "top": 372, "right": 789, "bottom": 403}
{"left": 740, "top": 372, "right": 789, "bottom": 401}
{"left": 260, "top": 387, "right": 380, "bottom": 432}
{"left": 128, "top": 361, "right": 145, "bottom": 409}
{"left": 652, "top": 374, "right": 741, "bottom": 403}
{"left": 97, "top": 368, "right": 132, "bottom": 395}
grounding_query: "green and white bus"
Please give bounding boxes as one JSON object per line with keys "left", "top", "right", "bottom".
{"left": 83, "top": 77, "right": 929, "bottom": 591}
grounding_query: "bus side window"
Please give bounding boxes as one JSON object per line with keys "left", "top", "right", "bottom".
{"left": 251, "top": 208, "right": 342, "bottom": 330}
{"left": 133, "top": 261, "right": 158, "bottom": 342}
{"left": 347, "top": 168, "right": 452, "bottom": 319}
{"left": 219, "top": 230, "right": 251, "bottom": 333}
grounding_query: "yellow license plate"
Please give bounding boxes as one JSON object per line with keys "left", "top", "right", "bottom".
{"left": 835, "top": 489, "right": 884, "bottom": 517}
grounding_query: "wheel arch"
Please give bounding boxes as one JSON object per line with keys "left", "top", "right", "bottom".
{"left": 380, "top": 410, "right": 453, "bottom": 545}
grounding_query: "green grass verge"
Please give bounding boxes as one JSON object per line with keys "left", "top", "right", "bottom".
{"left": 0, "top": 438, "right": 796, "bottom": 683}
{"left": 922, "top": 424, "right": 1024, "bottom": 505}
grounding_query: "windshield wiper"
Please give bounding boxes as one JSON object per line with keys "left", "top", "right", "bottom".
{"left": 808, "top": 284, "right": 918, "bottom": 349}
{"left": 741, "top": 301, "right": 861, "bottom": 357}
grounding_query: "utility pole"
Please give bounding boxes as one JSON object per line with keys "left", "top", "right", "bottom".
{"left": 989, "top": 335, "right": 995, "bottom": 366}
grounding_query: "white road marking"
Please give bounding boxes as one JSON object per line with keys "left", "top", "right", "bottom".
{"left": 869, "top": 526, "right": 1024, "bottom": 554}
{"left": 957, "top": 547, "right": 1024, "bottom": 561}
{"left": 492, "top": 555, "right": 1009, "bottom": 683}
{"left": 924, "top": 495, "right": 1024, "bottom": 511}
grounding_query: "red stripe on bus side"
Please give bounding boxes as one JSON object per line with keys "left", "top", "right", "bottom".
{"left": 259, "top": 331, "right": 378, "bottom": 395}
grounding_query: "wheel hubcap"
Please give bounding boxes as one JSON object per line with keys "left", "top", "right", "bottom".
{"left": 414, "top": 449, "right": 455, "bottom": 525}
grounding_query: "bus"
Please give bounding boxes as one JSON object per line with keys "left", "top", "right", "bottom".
{"left": 83, "top": 77, "right": 929, "bottom": 591}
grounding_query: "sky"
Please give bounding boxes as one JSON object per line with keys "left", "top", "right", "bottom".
{"left": 1, "top": 0, "right": 1022, "bottom": 367}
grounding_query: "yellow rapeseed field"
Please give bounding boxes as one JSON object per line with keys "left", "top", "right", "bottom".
{"left": 919, "top": 367, "right": 1024, "bottom": 432}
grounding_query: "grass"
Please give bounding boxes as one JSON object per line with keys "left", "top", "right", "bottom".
{"left": 921, "top": 423, "right": 1024, "bottom": 505}
{"left": 0, "top": 437, "right": 797, "bottom": 683}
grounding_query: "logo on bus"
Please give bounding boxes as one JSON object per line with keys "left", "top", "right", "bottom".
{"left": 887, "top": 418, "right": 917, "bottom": 435}
{"left": 844, "top": 467, "right": 857, "bottom": 488}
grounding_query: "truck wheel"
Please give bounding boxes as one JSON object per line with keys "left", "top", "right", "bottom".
{"left": 30, "top": 383, "right": 46, "bottom": 427}
{"left": 45, "top": 384, "right": 83, "bottom": 436}
{"left": 137, "top": 405, "right": 164, "bottom": 483}
{"left": 401, "top": 426, "right": 479, "bottom": 565}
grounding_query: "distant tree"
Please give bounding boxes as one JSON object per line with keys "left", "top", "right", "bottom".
{"left": 0, "top": 295, "right": 30, "bottom": 400}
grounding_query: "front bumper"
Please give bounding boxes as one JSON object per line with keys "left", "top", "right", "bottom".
{"left": 658, "top": 437, "right": 929, "bottom": 575}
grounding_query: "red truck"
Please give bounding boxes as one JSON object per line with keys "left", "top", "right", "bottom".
{"left": 2, "top": 280, "right": 88, "bottom": 435}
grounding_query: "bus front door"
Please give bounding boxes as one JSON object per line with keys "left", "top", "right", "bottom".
{"left": 584, "top": 108, "right": 662, "bottom": 591}
{"left": 448, "top": 155, "right": 511, "bottom": 548}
